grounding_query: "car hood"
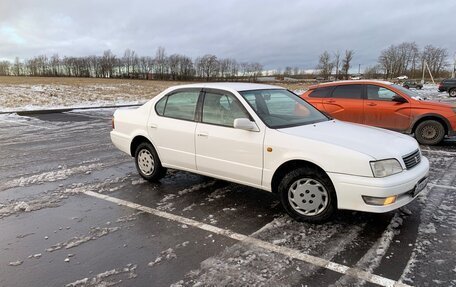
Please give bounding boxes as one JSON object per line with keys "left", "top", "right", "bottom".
{"left": 277, "top": 120, "right": 419, "bottom": 160}
{"left": 418, "top": 100, "right": 455, "bottom": 108}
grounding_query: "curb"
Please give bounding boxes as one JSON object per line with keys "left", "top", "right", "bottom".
{"left": 0, "top": 103, "right": 145, "bottom": 115}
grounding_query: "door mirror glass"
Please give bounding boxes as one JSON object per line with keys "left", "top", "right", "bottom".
{"left": 233, "top": 118, "right": 259, "bottom": 132}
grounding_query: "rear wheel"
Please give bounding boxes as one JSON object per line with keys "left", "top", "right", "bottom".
{"left": 278, "top": 167, "right": 336, "bottom": 223}
{"left": 414, "top": 120, "right": 445, "bottom": 145}
{"left": 449, "top": 88, "right": 456, "bottom": 97}
{"left": 134, "top": 142, "right": 167, "bottom": 182}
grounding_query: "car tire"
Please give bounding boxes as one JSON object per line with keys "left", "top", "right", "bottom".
{"left": 404, "top": 85, "right": 409, "bottom": 89}
{"left": 278, "top": 167, "right": 337, "bottom": 223}
{"left": 134, "top": 142, "right": 167, "bottom": 182}
{"left": 449, "top": 88, "right": 456, "bottom": 97}
{"left": 414, "top": 120, "right": 445, "bottom": 145}
{"left": 417, "top": 86, "right": 422, "bottom": 90}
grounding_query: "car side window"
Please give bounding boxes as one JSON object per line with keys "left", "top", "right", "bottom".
{"left": 331, "top": 85, "right": 363, "bottom": 99}
{"left": 367, "top": 85, "right": 397, "bottom": 101}
{"left": 202, "top": 92, "right": 250, "bottom": 127}
{"left": 161, "top": 91, "right": 199, "bottom": 121}
{"left": 309, "top": 87, "right": 332, "bottom": 98}
{"left": 155, "top": 97, "right": 167, "bottom": 115}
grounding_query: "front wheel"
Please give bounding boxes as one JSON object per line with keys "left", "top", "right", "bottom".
{"left": 449, "top": 88, "right": 456, "bottom": 97}
{"left": 134, "top": 142, "right": 167, "bottom": 182}
{"left": 414, "top": 120, "right": 445, "bottom": 145}
{"left": 278, "top": 167, "right": 337, "bottom": 223}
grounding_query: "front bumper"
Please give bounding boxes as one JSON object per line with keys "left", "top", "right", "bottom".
{"left": 328, "top": 156, "right": 429, "bottom": 213}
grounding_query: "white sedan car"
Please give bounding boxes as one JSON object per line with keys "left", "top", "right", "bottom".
{"left": 111, "top": 83, "right": 429, "bottom": 222}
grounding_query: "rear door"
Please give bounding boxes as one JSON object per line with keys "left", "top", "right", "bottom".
{"left": 148, "top": 89, "right": 200, "bottom": 170}
{"left": 363, "top": 85, "right": 411, "bottom": 131}
{"left": 303, "top": 86, "right": 333, "bottom": 111}
{"left": 322, "top": 84, "right": 364, "bottom": 123}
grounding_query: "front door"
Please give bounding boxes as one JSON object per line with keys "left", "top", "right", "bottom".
{"left": 195, "top": 90, "right": 264, "bottom": 186}
{"left": 363, "top": 85, "right": 411, "bottom": 131}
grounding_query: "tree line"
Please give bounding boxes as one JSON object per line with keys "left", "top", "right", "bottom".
{"left": 0, "top": 42, "right": 452, "bottom": 81}
{"left": 0, "top": 47, "right": 263, "bottom": 81}
{"left": 317, "top": 42, "right": 451, "bottom": 80}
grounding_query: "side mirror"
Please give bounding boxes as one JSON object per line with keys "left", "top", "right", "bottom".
{"left": 392, "top": 95, "right": 407, "bottom": 103}
{"left": 233, "top": 118, "right": 259, "bottom": 132}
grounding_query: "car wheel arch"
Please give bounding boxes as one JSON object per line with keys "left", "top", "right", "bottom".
{"left": 271, "top": 160, "right": 333, "bottom": 194}
{"left": 411, "top": 115, "right": 449, "bottom": 135}
{"left": 130, "top": 135, "right": 155, "bottom": 157}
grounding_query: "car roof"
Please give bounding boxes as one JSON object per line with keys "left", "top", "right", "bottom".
{"left": 169, "top": 82, "right": 285, "bottom": 92}
{"left": 308, "top": 80, "right": 394, "bottom": 90}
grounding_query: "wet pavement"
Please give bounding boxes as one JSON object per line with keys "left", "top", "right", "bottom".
{"left": 0, "top": 108, "right": 455, "bottom": 287}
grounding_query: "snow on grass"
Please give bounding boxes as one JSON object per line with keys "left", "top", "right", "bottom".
{"left": 0, "top": 77, "right": 189, "bottom": 112}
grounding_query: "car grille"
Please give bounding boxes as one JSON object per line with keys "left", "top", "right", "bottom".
{"left": 402, "top": 149, "right": 421, "bottom": 170}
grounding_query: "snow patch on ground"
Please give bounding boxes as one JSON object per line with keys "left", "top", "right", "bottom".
{"left": 65, "top": 264, "right": 137, "bottom": 287}
{"left": 0, "top": 176, "right": 127, "bottom": 219}
{"left": 0, "top": 163, "right": 103, "bottom": 190}
{"left": 46, "top": 226, "right": 120, "bottom": 252}
{"left": 148, "top": 241, "right": 191, "bottom": 267}
{"left": 172, "top": 215, "right": 365, "bottom": 286}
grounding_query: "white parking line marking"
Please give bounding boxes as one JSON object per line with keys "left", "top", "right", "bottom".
{"left": 83, "top": 190, "right": 411, "bottom": 287}
{"left": 428, "top": 183, "right": 456, "bottom": 190}
{"left": 0, "top": 119, "right": 53, "bottom": 130}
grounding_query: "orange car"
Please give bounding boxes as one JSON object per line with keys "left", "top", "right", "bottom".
{"left": 301, "top": 80, "right": 456, "bottom": 145}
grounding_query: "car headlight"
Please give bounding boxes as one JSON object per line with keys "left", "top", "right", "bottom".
{"left": 370, "top": 159, "right": 403, "bottom": 177}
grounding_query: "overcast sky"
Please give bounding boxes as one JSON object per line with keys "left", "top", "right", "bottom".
{"left": 0, "top": 0, "right": 455, "bottom": 70}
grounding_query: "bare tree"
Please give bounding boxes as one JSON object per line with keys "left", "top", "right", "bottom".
{"left": 101, "top": 50, "right": 116, "bottom": 78}
{"left": 195, "top": 54, "right": 218, "bottom": 81}
{"left": 154, "top": 47, "right": 168, "bottom": 79}
{"left": 421, "top": 45, "right": 448, "bottom": 77}
{"left": 333, "top": 51, "right": 341, "bottom": 80}
{"left": 378, "top": 42, "right": 420, "bottom": 79}
{"left": 50, "top": 54, "right": 60, "bottom": 76}
{"left": 0, "top": 61, "right": 10, "bottom": 76}
{"left": 342, "top": 50, "right": 354, "bottom": 79}
{"left": 363, "top": 65, "right": 381, "bottom": 79}
{"left": 284, "top": 66, "right": 293, "bottom": 76}
{"left": 317, "top": 51, "right": 334, "bottom": 80}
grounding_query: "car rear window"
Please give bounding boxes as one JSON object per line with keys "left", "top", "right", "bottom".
{"left": 309, "top": 87, "right": 332, "bottom": 98}
{"left": 331, "top": 85, "right": 363, "bottom": 99}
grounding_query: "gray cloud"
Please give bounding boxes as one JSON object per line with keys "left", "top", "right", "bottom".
{"left": 0, "top": 0, "right": 455, "bottom": 69}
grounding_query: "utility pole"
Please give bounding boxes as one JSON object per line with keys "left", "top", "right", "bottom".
{"left": 452, "top": 52, "right": 456, "bottom": 78}
{"left": 358, "top": 64, "right": 361, "bottom": 75}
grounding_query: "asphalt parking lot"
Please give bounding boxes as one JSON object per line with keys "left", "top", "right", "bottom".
{"left": 0, "top": 108, "right": 455, "bottom": 287}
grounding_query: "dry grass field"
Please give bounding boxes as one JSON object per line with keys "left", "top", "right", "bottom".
{"left": 0, "top": 76, "right": 310, "bottom": 111}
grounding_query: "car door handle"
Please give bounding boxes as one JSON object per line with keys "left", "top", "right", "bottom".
{"left": 150, "top": 124, "right": 157, "bottom": 128}
{"left": 197, "top": 132, "right": 208, "bottom": 137}
{"left": 366, "top": 102, "right": 377, "bottom": 106}
{"left": 323, "top": 100, "right": 336, "bottom": 104}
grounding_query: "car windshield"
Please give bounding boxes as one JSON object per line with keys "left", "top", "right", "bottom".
{"left": 393, "top": 84, "right": 422, "bottom": 99}
{"left": 239, "top": 89, "right": 329, "bottom": 128}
